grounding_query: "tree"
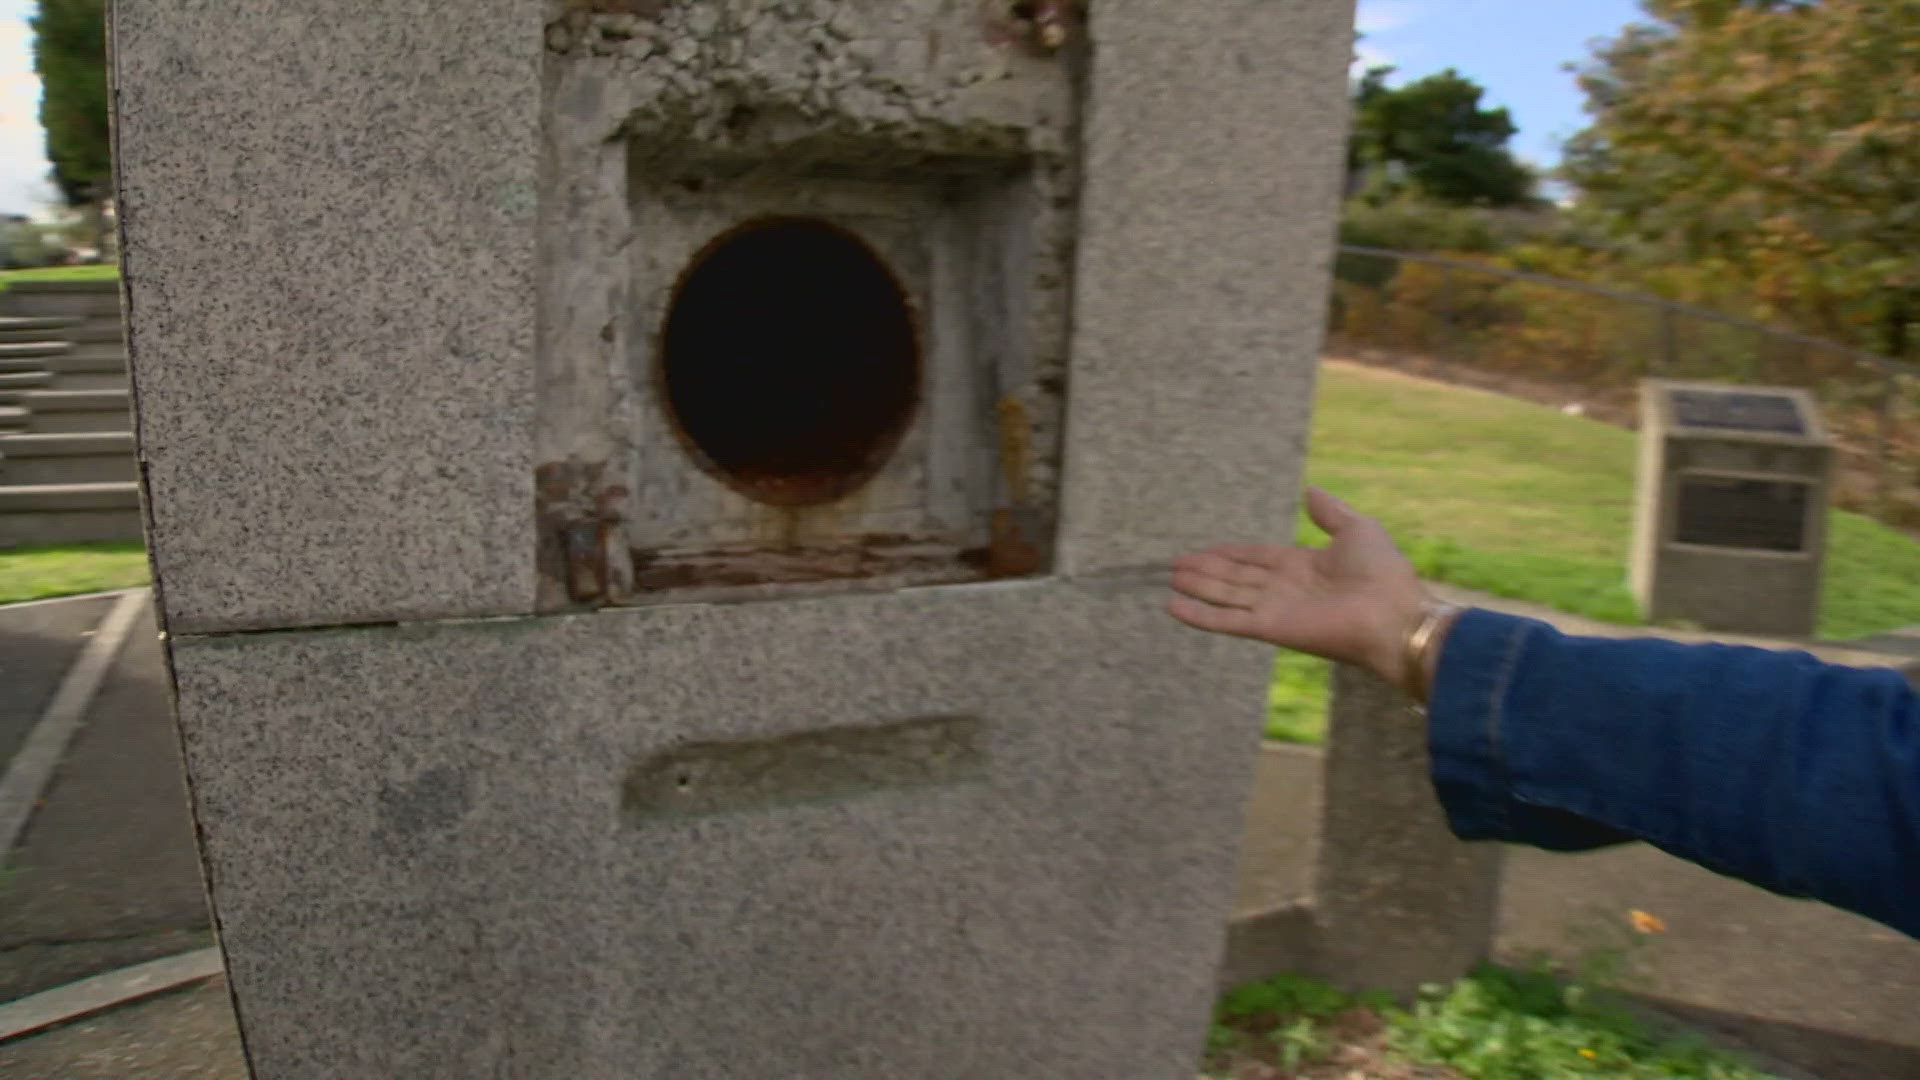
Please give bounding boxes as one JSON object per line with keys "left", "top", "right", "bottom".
{"left": 31, "top": 0, "right": 111, "bottom": 208}
{"left": 1349, "top": 67, "right": 1536, "bottom": 208}
{"left": 1564, "top": 0, "right": 1920, "bottom": 359}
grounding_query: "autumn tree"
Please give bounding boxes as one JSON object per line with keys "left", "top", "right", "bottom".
{"left": 31, "top": 0, "right": 111, "bottom": 208}
{"left": 1349, "top": 66, "right": 1536, "bottom": 208}
{"left": 1565, "top": 0, "right": 1920, "bottom": 359}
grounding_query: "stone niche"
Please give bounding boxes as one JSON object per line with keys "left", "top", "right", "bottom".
{"left": 536, "top": 0, "right": 1079, "bottom": 609}
{"left": 1629, "top": 379, "right": 1833, "bottom": 636}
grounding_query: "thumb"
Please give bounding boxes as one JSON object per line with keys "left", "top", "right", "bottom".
{"left": 1304, "top": 486, "right": 1361, "bottom": 538}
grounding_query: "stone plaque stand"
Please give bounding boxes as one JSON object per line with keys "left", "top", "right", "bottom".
{"left": 110, "top": 1, "right": 1356, "bottom": 1076}
{"left": 1310, "top": 665, "right": 1504, "bottom": 996}
{"left": 1630, "top": 379, "right": 1833, "bottom": 637}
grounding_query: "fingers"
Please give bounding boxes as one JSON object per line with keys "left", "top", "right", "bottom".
{"left": 1166, "top": 595, "right": 1261, "bottom": 638}
{"left": 1304, "top": 487, "right": 1361, "bottom": 538}
{"left": 1170, "top": 567, "right": 1258, "bottom": 609}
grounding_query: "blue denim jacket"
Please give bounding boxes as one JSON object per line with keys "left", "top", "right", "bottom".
{"left": 1428, "top": 608, "right": 1920, "bottom": 940}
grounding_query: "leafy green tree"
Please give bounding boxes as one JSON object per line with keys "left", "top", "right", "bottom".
{"left": 1565, "top": 0, "right": 1920, "bottom": 359}
{"left": 1350, "top": 67, "right": 1536, "bottom": 208}
{"left": 31, "top": 0, "right": 111, "bottom": 208}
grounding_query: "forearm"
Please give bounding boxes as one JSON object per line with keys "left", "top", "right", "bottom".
{"left": 1426, "top": 609, "right": 1920, "bottom": 939}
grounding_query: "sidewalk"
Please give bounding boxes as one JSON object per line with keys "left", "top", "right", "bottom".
{"left": 0, "top": 609, "right": 214, "bottom": 1001}
{"left": 0, "top": 592, "right": 239, "bottom": 1073}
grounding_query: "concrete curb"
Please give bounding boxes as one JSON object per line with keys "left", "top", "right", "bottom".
{"left": 0, "top": 588, "right": 149, "bottom": 855}
{"left": 0, "top": 948, "right": 222, "bottom": 1044}
{"left": 0, "top": 588, "right": 142, "bottom": 613}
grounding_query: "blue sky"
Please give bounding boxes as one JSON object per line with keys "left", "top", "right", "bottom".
{"left": 1356, "top": 0, "right": 1647, "bottom": 170}
{"left": 0, "top": 0, "right": 1648, "bottom": 218}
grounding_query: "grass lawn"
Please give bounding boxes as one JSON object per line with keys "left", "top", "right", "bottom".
{"left": 0, "top": 264, "right": 119, "bottom": 288}
{"left": 0, "top": 544, "right": 149, "bottom": 605}
{"left": 1267, "top": 361, "right": 1920, "bottom": 744}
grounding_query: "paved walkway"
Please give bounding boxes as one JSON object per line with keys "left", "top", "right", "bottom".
{"left": 0, "top": 592, "right": 238, "bottom": 1072}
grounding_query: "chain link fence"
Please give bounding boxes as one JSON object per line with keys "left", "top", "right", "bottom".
{"left": 1327, "top": 245, "right": 1920, "bottom": 528}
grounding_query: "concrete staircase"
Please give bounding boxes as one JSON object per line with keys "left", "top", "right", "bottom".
{"left": 0, "top": 281, "right": 142, "bottom": 547}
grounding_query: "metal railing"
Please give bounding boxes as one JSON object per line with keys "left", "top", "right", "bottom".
{"left": 1326, "top": 245, "right": 1920, "bottom": 525}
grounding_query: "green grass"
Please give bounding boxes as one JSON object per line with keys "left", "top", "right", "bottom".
{"left": 1264, "top": 361, "right": 1920, "bottom": 744}
{"left": 0, "top": 263, "right": 119, "bottom": 288}
{"left": 1266, "top": 651, "right": 1332, "bottom": 744}
{"left": 1205, "top": 967, "right": 1776, "bottom": 1079}
{"left": 0, "top": 543, "right": 150, "bottom": 605}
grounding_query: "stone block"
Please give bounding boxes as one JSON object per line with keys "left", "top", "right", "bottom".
{"left": 111, "top": 0, "right": 541, "bottom": 633}
{"left": 171, "top": 579, "right": 1273, "bottom": 1078}
{"left": 1311, "top": 664, "right": 1503, "bottom": 996}
{"left": 1056, "top": 0, "right": 1353, "bottom": 574}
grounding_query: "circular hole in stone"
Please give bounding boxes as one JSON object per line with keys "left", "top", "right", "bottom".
{"left": 658, "top": 217, "right": 921, "bottom": 508}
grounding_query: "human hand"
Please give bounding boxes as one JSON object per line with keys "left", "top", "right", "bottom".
{"left": 1167, "top": 488, "right": 1431, "bottom": 688}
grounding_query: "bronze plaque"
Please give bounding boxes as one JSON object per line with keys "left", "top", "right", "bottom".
{"left": 1670, "top": 389, "right": 1806, "bottom": 435}
{"left": 1674, "top": 475, "right": 1808, "bottom": 552}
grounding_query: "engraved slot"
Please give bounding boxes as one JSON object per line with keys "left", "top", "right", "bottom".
{"left": 622, "top": 715, "right": 987, "bottom": 821}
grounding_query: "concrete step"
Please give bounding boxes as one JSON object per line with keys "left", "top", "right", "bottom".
{"left": 42, "top": 347, "right": 127, "bottom": 373}
{"left": 51, "top": 321, "right": 124, "bottom": 345}
{"left": 0, "top": 358, "right": 51, "bottom": 376}
{"left": 0, "top": 481, "right": 143, "bottom": 547}
{"left": 0, "top": 433, "right": 136, "bottom": 485}
{"left": 0, "top": 480, "right": 139, "bottom": 510}
{"left": 21, "top": 391, "right": 131, "bottom": 434}
{"left": 0, "top": 280, "right": 122, "bottom": 320}
{"left": 0, "top": 372, "right": 53, "bottom": 404}
{"left": 0, "top": 331, "right": 61, "bottom": 345}
{"left": 43, "top": 371, "right": 128, "bottom": 393}
{"left": 0, "top": 316, "right": 78, "bottom": 341}
{"left": 0, "top": 406, "right": 24, "bottom": 430}
{"left": 0, "top": 341, "right": 71, "bottom": 361}
{"left": 0, "top": 298, "right": 122, "bottom": 321}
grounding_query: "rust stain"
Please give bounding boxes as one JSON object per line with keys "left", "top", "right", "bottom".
{"left": 995, "top": 394, "right": 1032, "bottom": 506}
{"left": 535, "top": 460, "right": 633, "bottom": 607}
{"left": 983, "top": 508, "right": 1045, "bottom": 578}
{"left": 631, "top": 535, "right": 970, "bottom": 592}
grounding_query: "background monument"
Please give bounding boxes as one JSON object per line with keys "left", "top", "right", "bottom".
{"left": 1630, "top": 379, "right": 1833, "bottom": 637}
{"left": 111, "top": 1, "right": 1355, "bottom": 1075}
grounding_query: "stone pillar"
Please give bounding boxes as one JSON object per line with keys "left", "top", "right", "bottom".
{"left": 1311, "top": 665, "right": 1504, "bottom": 996}
{"left": 111, "top": 1, "right": 1355, "bottom": 1075}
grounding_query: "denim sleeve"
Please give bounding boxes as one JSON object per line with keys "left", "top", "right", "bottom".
{"left": 1427, "top": 608, "right": 1920, "bottom": 939}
